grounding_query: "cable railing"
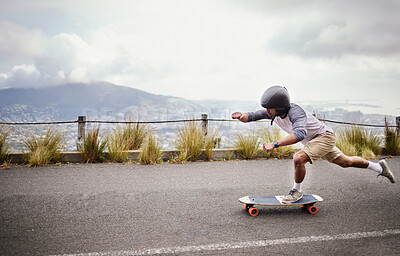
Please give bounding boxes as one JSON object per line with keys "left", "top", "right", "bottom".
{"left": 2, "top": 114, "right": 399, "bottom": 152}
{"left": 1, "top": 117, "right": 398, "bottom": 127}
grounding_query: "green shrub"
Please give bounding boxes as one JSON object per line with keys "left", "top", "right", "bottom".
{"left": 233, "top": 132, "right": 261, "bottom": 160}
{"left": 139, "top": 133, "right": 163, "bottom": 164}
{"left": 81, "top": 126, "right": 106, "bottom": 163}
{"left": 384, "top": 118, "right": 400, "bottom": 155}
{"left": 0, "top": 126, "right": 12, "bottom": 164}
{"left": 23, "top": 128, "right": 64, "bottom": 166}
{"left": 336, "top": 126, "right": 381, "bottom": 159}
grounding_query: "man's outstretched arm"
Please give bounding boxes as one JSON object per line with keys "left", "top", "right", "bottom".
{"left": 232, "top": 112, "right": 249, "bottom": 122}
{"left": 232, "top": 109, "right": 270, "bottom": 123}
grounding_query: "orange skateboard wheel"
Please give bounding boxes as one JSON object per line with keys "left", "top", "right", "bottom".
{"left": 307, "top": 205, "right": 318, "bottom": 214}
{"left": 248, "top": 207, "right": 259, "bottom": 217}
{"left": 244, "top": 204, "right": 254, "bottom": 210}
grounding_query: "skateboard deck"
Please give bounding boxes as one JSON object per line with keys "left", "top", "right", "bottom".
{"left": 239, "top": 194, "right": 323, "bottom": 216}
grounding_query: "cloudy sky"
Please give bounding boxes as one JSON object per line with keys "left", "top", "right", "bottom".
{"left": 0, "top": 0, "right": 399, "bottom": 115}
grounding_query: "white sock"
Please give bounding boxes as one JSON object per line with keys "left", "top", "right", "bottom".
{"left": 292, "top": 182, "right": 302, "bottom": 192}
{"left": 367, "top": 161, "right": 383, "bottom": 174}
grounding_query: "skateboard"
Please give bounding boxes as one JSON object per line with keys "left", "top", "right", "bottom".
{"left": 239, "top": 194, "right": 323, "bottom": 216}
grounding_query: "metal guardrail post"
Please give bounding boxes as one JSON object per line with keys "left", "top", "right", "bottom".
{"left": 77, "top": 116, "right": 86, "bottom": 151}
{"left": 201, "top": 114, "right": 208, "bottom": 136}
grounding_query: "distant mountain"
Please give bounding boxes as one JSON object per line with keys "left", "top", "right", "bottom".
{"left": 0, "top": 82, "right": 201, "bottom": 121}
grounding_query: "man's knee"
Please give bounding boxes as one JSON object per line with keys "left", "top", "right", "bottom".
{"left": 294, "top": 151, "right": 310, "bottom": 167}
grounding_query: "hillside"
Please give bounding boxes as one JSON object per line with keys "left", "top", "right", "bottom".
{"left": 0, "top": 82, "right": 201, "bottom": 121}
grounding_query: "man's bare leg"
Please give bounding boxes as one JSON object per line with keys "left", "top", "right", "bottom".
{"left": 293, "top": 151, "right": 311, "bottom": 183}
{"left": 332, "top": 154, "right": 395, "bottom": 183}
{"left": 332, "top": 154, "right": 369, "bottom": 168}
{"left": 282, "top": 151, "right": 311, "bottom": 203}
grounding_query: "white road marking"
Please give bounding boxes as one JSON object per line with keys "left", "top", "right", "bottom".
{"left": 57, "top": 229, "right": 400, "bottom": 256}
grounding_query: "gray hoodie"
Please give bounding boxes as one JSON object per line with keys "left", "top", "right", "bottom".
{"left": 247, "top": 103, "right": 333, "bottom": 145}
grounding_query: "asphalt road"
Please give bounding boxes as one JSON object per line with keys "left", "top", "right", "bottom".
{"left": 1, "top": 156, "right": 399, "bottom": 255}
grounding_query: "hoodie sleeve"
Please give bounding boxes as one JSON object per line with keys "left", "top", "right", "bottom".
{"left": 247, "top": 109, "right": 271, "bottom": 122}
{"left": 287, "top": 104, "right": 307, "bottom": 141}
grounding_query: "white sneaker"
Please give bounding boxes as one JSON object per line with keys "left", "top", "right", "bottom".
{"left": 378, "top": 160, "right": 395, "bottom": 183}
{"left": 282, "top": 189, "right": 303, "bottom": 204}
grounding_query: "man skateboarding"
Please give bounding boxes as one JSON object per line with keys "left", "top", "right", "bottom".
{"left": 232, "top": 85, "right": 396, "bottom": 204}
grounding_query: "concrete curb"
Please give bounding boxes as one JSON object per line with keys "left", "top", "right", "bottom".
{"left": 6, "top": 149, "right": 280, "bottom": 164}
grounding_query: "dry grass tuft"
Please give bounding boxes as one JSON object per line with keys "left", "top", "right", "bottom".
{"left": 384, "top": 118, "right": 400, "bottom": 155}
{"left": 174, "top": 120, "right": 219, "bottom": 162}
{"left": 23, "top": 128, "right": 64, "bottom": 166}
{"left": 139, "top": 133, "right": 163, "bottom": 164}
{"left": 336, "top": 126, "right": 381, "bottom": 159}
{"left": 259, "top": 126, "right": 294, "bottom": 159}
{"left": 80, "top": 126, "right": 106, "bottom": 163}
{"left": 233, "top": 132, "right": 261, "bottom": 160}
{"left": 107, "top": 125, "right": 130, "bottom": 163}
{"left": 0, "top": 126, "right": 11, "bottom": 164}
{"left": 123, "top": 117, "right": 153, "bottom": 150}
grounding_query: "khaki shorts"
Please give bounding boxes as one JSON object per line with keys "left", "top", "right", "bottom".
{"left": 301, "top": 132, "right": 342, "bottom": 164}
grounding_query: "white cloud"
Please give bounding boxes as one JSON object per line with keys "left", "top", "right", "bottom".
{"left": 264, "top": 0, "right": 400, "bottom": 58}
{"left": 0, "top": 0, "right": 399, "bottom": 114}
{"left": 0, "top": 25, "right": 98, "bottom": 87}
{"left": 1, "top": 64, "right": 41, "bottom": 88}
{"left": 0, "top": 21, "right": 45, "bottom": 69}
{"left": 69, "top": 67, "right": 89, "bottom": 83}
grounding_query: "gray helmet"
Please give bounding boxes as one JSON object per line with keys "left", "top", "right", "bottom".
{"left": 260, "top": 85, "right": 290, "bottom": 116}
